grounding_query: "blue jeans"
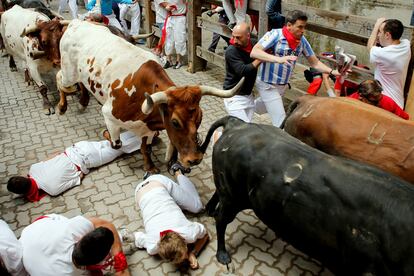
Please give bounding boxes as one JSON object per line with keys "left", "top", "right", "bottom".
{"left": 266, "top": 0, "right": 284, "bottom": 29}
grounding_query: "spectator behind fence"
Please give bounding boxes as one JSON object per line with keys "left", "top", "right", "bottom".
{"left": 207, "top": 5, "right": 230, "bottom": 53}
{"left": 251, "top": 10, "right": 340, "bottom": 127}
{"left": 222, "top": 0, "right": 248, "bottom": 29}
{"left": 7, "top": 131, "right": 141, "bottom": 202}
{"left": 367, "top": 18, "right": 410, "bottom": 109}
{"left": 266, "top": 0, "right": 284, "bottom": 29}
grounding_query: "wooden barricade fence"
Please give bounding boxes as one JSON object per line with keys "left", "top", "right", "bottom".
{"left": 142, "top": 0, "right": 414, "bottom": 118}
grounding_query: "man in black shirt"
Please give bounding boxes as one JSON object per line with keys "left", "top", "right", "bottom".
{"left": 223, "top": 22, "right": 261, "bottom": 122}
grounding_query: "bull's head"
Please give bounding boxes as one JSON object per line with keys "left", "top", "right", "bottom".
{"left": 142, "top": 78, "right": 244, "bottom": 168}
{"left": 20, "top": 18, "right": 70, "bottom": 66}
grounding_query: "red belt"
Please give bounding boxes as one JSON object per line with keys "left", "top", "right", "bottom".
{"left": 63, "top": 151, "right": 81, "bottom": 172}
{"left": 33, "top": 215, "right": 49, "bottom": 223}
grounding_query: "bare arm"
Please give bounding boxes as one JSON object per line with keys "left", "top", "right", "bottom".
{"left": 187, "top": 233, "right": 209, "bottom": 269}
{"left": 88, "top": 217, "right": 130, "bottom": 276}
{"left": 307, "top": 55, "right": 340, "bottom": 76}
{"left": 250, "top": 43, "right": 297, "bottom": 64}
{"left": 367, "top": 18, "right": 386, "bottom": 51}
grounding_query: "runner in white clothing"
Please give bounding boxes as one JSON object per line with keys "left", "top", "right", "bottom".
{"left": 121, "top": 172, "right": 209, "bottom": 269}
{"left": 0, "top": 220, "right": 27, "bottom": 276}
{"left": 367, "top": 17, "right": 411, "bottom": 109}
{"left": 19, "top": 214, "right": 130, "bottom": 276}
{"left": 7, "top": 131, "right": 141, "bottom": 202}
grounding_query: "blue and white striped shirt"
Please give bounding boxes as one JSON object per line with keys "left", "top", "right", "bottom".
{"left": 258, "top": 29, "right": 314, "bottom": 84}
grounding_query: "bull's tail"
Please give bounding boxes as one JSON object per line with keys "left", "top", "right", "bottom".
{"left": 200, "top": 116, "right": 233, "bottom": 153}
{"left": 280, "top": 98, "right": 301, "bottom": 129}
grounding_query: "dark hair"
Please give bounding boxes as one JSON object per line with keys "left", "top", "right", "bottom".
{"left": 285, "top": 10, "right": 308, "bottom": 25}
{"left": 383, "top": 19, "right": 404, "bottom": 40}
{"left": 72, "top": 227, "right": 114, "bottom": 266}
{"left": 359, "top": 79, "right": 382, "bottom": 99}
{"left": 0, "top": 259, "right": 11, "bottom": 276}
{"left": 7, "top": 176, "right": 31, "bottom": 195}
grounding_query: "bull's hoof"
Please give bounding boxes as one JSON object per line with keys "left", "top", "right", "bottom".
{"left": 111, "top": 140, "right": 122, "bottom": 149}
{"left": 78, "top": 103, "right": 87, "bottom": 113}
{"left": 10, "top": 67, "right": 17, "bottom": 72}
{"left": 216, "top": 250, "right": 232, "bottom": 265}
{"left": 44, "top": 106, "right": 55, "bottom": 116}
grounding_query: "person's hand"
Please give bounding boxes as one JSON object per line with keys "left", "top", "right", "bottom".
{"left": 375, "top": 17, "right": 386, "bottom": 27}
{"left": 277, "top": 55, "right": 297, "bottom": 65}
{"left": 330, "top": 69, "right": 341, "bottom": 77}
{"left": 188, "top": 252, "right": 199, "bottom": 269}
{"left": 206, "top": 10, "right": 214, "bottom": 17}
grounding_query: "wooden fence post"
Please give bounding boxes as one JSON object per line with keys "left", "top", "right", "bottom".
{"left": 187, "top": 0, "right": 204, "bottom": 73}
{"left": 143, "top": 0, "right": 155, "bottom": 48}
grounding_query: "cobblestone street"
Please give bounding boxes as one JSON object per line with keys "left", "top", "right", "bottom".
{"left": 0, "top": 41, "right": 332, "bottom": 276}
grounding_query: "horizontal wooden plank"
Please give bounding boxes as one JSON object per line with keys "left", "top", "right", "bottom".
{"left": 196, "top": 46, "right": 225, "bottom": 69}
{"left": 151, "top": 25, "right": 161, "bottom": 38}
{"left": 197, "top": 16, "right": 232, "bottom": 38}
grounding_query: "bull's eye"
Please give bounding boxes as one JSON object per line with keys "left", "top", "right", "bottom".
{"left": 171, "top": 119, "right": 181, "bottom": 129}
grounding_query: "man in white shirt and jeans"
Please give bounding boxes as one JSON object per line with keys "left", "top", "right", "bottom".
{"left": 7, "top": 131, "right": 141, "bottom": 202}
{"left": 121, "top": 171, "right": 209, "bottom": 269}
{"left": 367, "top": 18, "right": 411, "bottom": 109}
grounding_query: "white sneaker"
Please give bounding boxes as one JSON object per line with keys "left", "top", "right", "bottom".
{"left": 119, "top": 227, "right": 135, "bottom": 243}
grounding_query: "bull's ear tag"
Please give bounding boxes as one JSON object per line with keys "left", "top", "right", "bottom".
{"left": 283, "top": 163, "right": 303, "bottom": 184}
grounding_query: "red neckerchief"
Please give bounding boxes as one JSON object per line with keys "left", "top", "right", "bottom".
{"left": 282, "top": 26, "right": 300, "bottom": 51}
{"left": 229, "top": 38, "right": 253, "bottom": 53}
{"left": 234, "top": 0, "right": 243, "bottom": 8}
{"left": 160, "top": 229, "right": 174, "bottom": 238}
{"left": 82, "top": 252, "right": 127, "bottom": 274}
{"left": 26, "top": 177, "right": 46, "bottom": 202}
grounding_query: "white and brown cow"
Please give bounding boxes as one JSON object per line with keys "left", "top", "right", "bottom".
{"left": 57, "top": 19, "right": 243, "bottom": 173}
{"left": 0, "top": 5, "right": 69, "bottom": 115}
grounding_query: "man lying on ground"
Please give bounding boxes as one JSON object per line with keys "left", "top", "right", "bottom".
{"left": 0, "top": 220, "right": 27, "bottom": 276}
{"left": 19, "top": 214, "right": 130, "bottom": 275}
{"left": 121, "top": 169, "right": 209, "bottom": 270}
{"left": 7, "top": 131, "right": 141, "bottom": 202}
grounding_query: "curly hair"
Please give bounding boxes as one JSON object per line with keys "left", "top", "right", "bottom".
{"left": 158, "top": 231, "right": 188, "bottom": 265}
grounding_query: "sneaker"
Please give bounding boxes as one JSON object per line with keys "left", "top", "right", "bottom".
{"left": 169, "top": 162, "right": 191, "bottom": 175}
{"left": 163, "top": 60, "right": 172, "bottom": 69}
{"left": 119, "top": 227, "right": 135, "bottom": 243}
{"left": 174, "top": 62, "right": 182, "bottom": 69}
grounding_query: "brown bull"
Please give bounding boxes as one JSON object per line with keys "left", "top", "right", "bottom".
{"left": 283, "top": 95, "right": 414, "bottom": 183}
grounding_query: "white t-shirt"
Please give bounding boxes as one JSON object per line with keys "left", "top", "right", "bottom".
{"left": 0, "top": 220, "right": 27, "bottom": 276}
{"left": 29, "top": 153, "right": 81, "bottom": 196}
{"left": 370, "top": 39, "right": 411, "bottom": 108}
{"left": 154, "top": 0, "right": 168, "bottom": 23}
{"left": 19, "top": 215, "right": 94, "bottom": 276}
{"left": 134, "top": 175, "right": 206, "bottom": 255}
{"left": 169, "top": 0, "right": 186, "bottom": 15}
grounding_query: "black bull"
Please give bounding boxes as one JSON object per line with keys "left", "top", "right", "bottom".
{"left": 200, "top": 116, "right": 414, "bottom": 275}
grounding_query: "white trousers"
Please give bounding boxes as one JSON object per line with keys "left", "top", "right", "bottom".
{"left": 222, "top": 0, "right": 248, "bottom": 24}
{"left": 224, "top": 94, "right": 255, "bottom": 122}
{"left": 119, "top": 3, "right": 141, "bottom": 36}
{"left": 255, "top": 78, "right": 287, "bottom": 127}
{"left": 164, "top": 16, "right": 187, "bottom": 56}
{"left": 67, "top": 131, "right": 141, "bottom": 174}
{"left": 58, "top": 0, "right": 78, "bottom": 19}
{"left": 106, "top": 13, "right": 123, "bottom": 31}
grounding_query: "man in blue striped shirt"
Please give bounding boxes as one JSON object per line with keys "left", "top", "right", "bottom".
{"left": 251, "top": 10, "right": 340, "bottom": 127}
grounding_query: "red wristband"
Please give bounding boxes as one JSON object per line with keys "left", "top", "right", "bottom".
{"left": 113, "top": 252, "right": 128, "bottom": 272}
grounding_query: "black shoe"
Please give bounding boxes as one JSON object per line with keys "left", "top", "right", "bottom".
{"left": 169, "top": 162, "right": 191, "bottom": 175}
{"left": 163, "top": 61, "right": 172, "bottom": 69}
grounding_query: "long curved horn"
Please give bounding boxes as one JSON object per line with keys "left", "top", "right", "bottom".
{"left": 20, "top": 25, "right": 39, "bottom": 37}
{"left": 59, "top": 20, "right": 71, "bottom": 26}
{"left": 131, "top": 31, "right": 155, "bottom": 40}
{"left": 200, "top": 77, "right": 245, "bottom": 98}
{"left": 141, "top": 91, "right": 168, "bottom": 115}
{"left": 30, "top": 50, "right": 46, "bottom": 60}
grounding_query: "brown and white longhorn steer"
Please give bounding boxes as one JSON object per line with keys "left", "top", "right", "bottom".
{"left": 57, "top": 19, "right": 243, "bottom": 173}
{"left": 0, "top": 5, "right": 69, "bottom": 115}
{"left": 283, "top": 95, "right": 414, "bottom": 183}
